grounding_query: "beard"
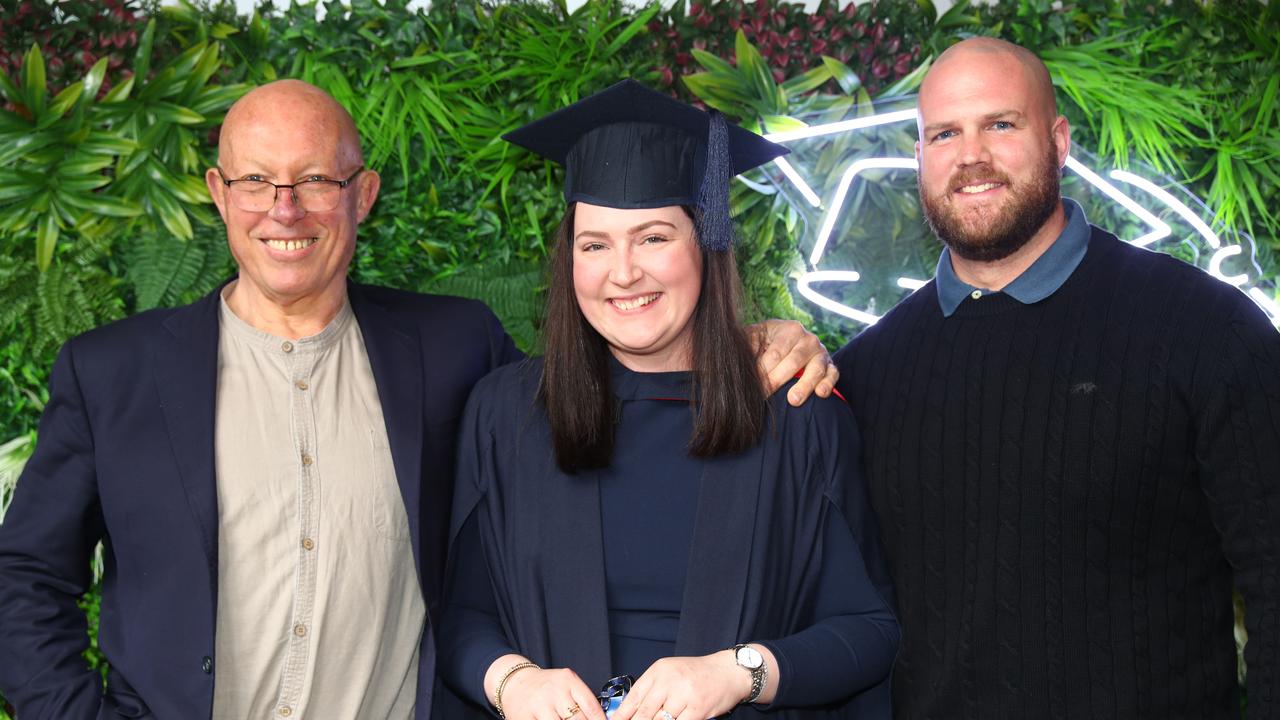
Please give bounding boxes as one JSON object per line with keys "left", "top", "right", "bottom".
{"left": 919, "top": 141, "right": 1061, "bottom": 263}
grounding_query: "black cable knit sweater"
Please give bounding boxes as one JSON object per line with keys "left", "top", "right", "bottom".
{"left": 834, "top": 228, "right": 1279, "bottom": 719}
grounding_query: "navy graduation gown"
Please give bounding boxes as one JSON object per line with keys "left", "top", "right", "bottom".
{"left": 438, "top": 358, "right": 897, "bottom": 718}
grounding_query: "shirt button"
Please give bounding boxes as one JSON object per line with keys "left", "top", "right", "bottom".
{"left": 278, "top": 706, "right": 292, "bottom": 717}
{"left": 294, "top": 624, "right": 307, "bottom": 637}
{"left": 295, "top": 380, "right": 309, "bottom": 391}
{"left": 970, "top": 290, "right": 983, "bottom": 300}
{"left": 301, "top": 454, "right": 313, "bottom": 467}
{"left": 302, "top": 537, "right": 315, "bottom": 551}
{"left": 201, "top": 656, "right": 213, "bottom": 674}
{"left": 281, "top": 341, "right": 294, "bottom": 353}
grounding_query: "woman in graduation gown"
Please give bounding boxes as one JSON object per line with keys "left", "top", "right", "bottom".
{"left": 437, "top": 80, "right": 898, "bottom": 720}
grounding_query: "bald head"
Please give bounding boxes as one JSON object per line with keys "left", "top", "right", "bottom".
{"left": 218, "top": 79, "right": 364, "bottom": 170}
{"left": 913, "top": 36, "right": 1071, "bottom": 276}
{"left": 923, "top": 38, "right": 1057, "bottom": 119}
{"left": 205, "top": 79, "right": 381, "bottom": 329}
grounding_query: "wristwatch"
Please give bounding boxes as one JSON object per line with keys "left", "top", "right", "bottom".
{"left": 730, "top": 643, "right": 767, "bottom": 704}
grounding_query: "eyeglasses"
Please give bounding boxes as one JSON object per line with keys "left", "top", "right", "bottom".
{"left": 215, "top": 167, "right": 364, "bottom": 213}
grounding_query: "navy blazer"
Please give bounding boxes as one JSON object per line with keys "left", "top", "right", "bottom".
{"left": 0, "top": 281, "right": 521, "bottom": 719}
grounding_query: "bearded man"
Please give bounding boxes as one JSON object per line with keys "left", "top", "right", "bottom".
{"left": 834, "top": 38, "right": 1279, "bottom": 718}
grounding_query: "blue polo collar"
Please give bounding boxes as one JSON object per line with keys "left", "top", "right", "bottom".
{"left": 936, "top": 197, "right": 1091, "bottom": 317}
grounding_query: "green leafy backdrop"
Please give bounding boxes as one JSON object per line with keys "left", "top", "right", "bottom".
{"left": 0, "top": 0, "right": 1275, "bottom": 715}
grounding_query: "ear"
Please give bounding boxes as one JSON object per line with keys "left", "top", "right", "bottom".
{"left": 354, "top": 169, "right": 381, "bottom": 223}
{"left": 1051, "top": 115, "right": 1071, "bottom": 168}
{"left": 205, "top": 167, "right": 230, "bottom": 221}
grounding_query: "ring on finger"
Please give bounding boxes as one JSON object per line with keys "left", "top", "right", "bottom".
{"left": 658, "top": 711, "right": 675, "bottom": 720}
{"left": 562, "top": 703, "right": 580, "bottom": 719}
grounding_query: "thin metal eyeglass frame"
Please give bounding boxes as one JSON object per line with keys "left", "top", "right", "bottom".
{"left": 215, "top": 166, "right": 365, "bottom": 212}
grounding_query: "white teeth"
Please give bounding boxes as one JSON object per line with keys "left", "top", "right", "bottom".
{"left": 958, "top": 182, "right": 999, "bottom": 194}
{"left": 611, "top": 293, "right": 660, "bottom": 311}
{"left": 265, "top": 238, "right": 318, "bottom": 251}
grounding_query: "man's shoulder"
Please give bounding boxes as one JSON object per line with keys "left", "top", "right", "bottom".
{"left": 349, "top": 282, "right": 518, "bottom": 358}
{"left": 350, "top": 282, "right": 498, "bottom": 323}
{"left": 65, "top": 294, "right": 213, "bottom": 356}
{"left": 1086, "top": 226, "right": 1259, "bottom": 309}
{"left": 835, "top": 281, "right": 937, "bottom": 360}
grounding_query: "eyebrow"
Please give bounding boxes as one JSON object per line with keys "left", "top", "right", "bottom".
{"left": 223, "top": 165, "right": 339, "bottom": 181}
{"left": 575, "top": 219, "right": 679, "bottom": 241}
{"left": 922, "top": 109, "right": 1026, "bottom": 136}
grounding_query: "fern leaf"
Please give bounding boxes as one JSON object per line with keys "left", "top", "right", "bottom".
{"left": 421, "top": 261, "right": 545, "bottom": 352}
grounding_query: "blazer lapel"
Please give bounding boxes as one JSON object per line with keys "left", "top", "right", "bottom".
{"left": 348, "top": 284, "right": 426, "bottom": 573}
{"left": 673, "top": 447, "right": 766, "bottom": 656}
{"left": 154, "top": 288, "right": 223, "bottom": 584}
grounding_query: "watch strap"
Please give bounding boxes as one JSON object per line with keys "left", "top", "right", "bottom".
{"left": 730, "top": 644, "right": 767, "bottom": 704}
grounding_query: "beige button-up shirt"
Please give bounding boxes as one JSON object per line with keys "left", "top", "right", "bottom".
{"left": 212, "top": 290, "right": 424, "bottom": 719}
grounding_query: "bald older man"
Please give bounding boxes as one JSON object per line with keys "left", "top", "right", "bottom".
{"left": 835, "top": 39, "right": 1279, "bottom": 718}
{"left": 0, "top": 80, "right": 836, "bottom": 720}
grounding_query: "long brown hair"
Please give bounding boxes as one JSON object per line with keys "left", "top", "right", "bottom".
{"left": 537, "top": 203, "right": 768, "bottom": 473}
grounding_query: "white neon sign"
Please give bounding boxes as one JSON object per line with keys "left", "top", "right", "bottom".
{"left": 764, "top": 107, "right": 1280, "bottom": 326}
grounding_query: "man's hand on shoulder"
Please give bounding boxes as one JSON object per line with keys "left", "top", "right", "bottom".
{"left": 751, "top": 319, "right": 838, "bottom": 407}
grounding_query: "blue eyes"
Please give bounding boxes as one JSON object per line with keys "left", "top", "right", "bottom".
{"left": 931, "top": 121, "right": 1015, "bottom": 142}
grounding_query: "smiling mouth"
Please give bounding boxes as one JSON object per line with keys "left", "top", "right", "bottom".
{"left": 610, "top": 292, "right": 661, "bottom": 311}
{"left": 956, "top": 182, "right": 1003, "bottom": 194}
{"left": 262, "top": 238, "right": 318, "bottom": 251}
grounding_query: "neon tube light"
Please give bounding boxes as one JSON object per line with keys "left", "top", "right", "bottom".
{"left": 810, "top": 158, "right": 918, "bottom": 266}
{"left": 763, "top": 105, "right": 1275, "bottom": 326}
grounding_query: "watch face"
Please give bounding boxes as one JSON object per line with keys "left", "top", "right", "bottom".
{"left": 736, "top": 645, "right": 764, "bottom": 669}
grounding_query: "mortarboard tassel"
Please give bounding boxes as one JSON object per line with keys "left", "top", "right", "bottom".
{"left": 695, "top": 111, "right": 735, "bottom": 252}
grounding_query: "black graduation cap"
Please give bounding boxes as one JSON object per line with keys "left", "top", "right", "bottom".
{"left": 502, "top": 79, "right": 789, "bottom": 251}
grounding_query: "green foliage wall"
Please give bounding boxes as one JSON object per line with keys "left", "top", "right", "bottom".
{"left": 2, "top": 0, "right": 1276, "bottom": 440}
{"left": 0, "top": 1, "right": 1276, "bottom": 715}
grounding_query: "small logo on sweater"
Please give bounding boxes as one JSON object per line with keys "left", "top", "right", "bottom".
{"left": 1070, "top": 381, "right": 1098, "bottom": 395}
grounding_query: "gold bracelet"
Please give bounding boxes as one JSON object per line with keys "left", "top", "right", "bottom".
{"left": 494, "top": 660, "right": 539, "bottom": 718}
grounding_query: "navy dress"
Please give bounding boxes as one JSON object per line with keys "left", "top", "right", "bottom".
{"left": 437, "top": 358, "right": 898, "bottom": 718}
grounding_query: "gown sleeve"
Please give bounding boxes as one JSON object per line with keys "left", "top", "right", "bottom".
{"left": 438, "top": 510, "right": 515, "bottom": 709}
{"left": 755, "top": 396, "right": 900, "bottom": 708}
{"left": 437, "top": 371, "right": 520, "bottom": 710}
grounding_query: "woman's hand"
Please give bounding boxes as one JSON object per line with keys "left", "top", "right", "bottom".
{"left": 486, "top": 656, "right": 606, "bottom": 720}
{"left": 608, "top": 650, "right": 753, "bottom": 720}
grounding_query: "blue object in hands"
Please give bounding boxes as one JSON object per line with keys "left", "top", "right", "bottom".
{"left": 598, "top": 675, "right": 633, "bottom": 718}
